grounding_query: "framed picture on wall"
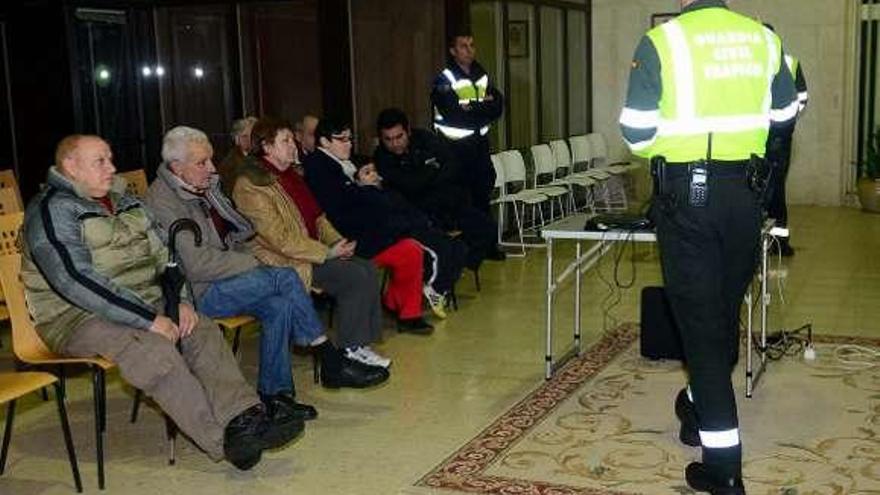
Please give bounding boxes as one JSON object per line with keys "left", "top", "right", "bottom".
{"left": 651, "top": 12, "right": 678, "bottom": 27}
{"left": 508, "top": 21, "right": 529, "bottom": 58}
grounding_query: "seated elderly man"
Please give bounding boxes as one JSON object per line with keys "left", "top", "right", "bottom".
{"left": 21, "top": 134, "right": 300, "bottom": 471}
{"left": 145, "top": 127, "right": 389, "bottom": 415}
{"left": 219, "top": 116, "right": 257, "bottom": 194}
{"left": 373, "top": 107, "right": 505, "bottom": 267}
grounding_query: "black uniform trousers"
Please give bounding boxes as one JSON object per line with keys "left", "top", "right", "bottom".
{"left": 652, "top": 162, "right": 761, "bottom": 475}
{"left": 446, "top": 135, "right": 496, "bottom": 215}
{"left": 765, "top": 126, "right": 794, "bottom": 230}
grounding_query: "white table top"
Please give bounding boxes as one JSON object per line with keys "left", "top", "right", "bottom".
{"left": 540, "top": 213, "right": 657, "bottom": 242}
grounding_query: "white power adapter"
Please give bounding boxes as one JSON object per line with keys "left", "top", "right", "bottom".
{"left": 804, "top": 345, "right": 816, "bottom": 361}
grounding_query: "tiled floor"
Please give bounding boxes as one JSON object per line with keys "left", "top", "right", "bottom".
{"left": 0, "top": 205, "right": 877, "bottom": 495}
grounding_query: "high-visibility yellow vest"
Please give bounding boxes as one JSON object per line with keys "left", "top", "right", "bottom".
{"left": 641, "top": 8, "right": 785, "bottom": 161}
{"left": 433, "top": 68, "right": 491, "bottom": 140}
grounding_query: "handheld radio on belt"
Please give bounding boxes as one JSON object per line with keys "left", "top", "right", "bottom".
{"left": 688, "top": 133, "right": 712, "bottom": 207}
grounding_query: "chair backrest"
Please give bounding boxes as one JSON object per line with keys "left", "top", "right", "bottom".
{"left": 0, "top": 254, "right": 57, "bottom": 363}
{"left": 529, "top": 144, "right": 557, "bottom": 186}
{"left": 0, "top": 169, "right": 19, "bottom": 191}
{"left": 0, "top": 212, "right": 23, "bottom": 256}
{"left": 0, "top": 187, "right": 23, "bottom": 215}
{"left": 587, "top": 133, "right": 608, "bottom": 168}
{"left": 118, "top": 169, "right": 149, "bottom": 198}
{"left": 0, "top": 170, "right": 24, "bottom": 213}
{"left": 549, "top": 140, "right": 572, "bottom": 168}
{"left": 569, "top": 134, "right": 593, "bottom": 168}
{"left": 499, "top": 150, "right": 530, "bottom": 185}
{"left": 490, "top": 153, "right": 506, "bottom": 189}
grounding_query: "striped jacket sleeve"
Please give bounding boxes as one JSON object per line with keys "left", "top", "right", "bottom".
{"left": 770, "top": 47, "right": 798, "bottom": 129}
{"left": 795, "top": 64, "right": 808, "bottom": 113}
{"left": 619, "top": 36, "right": 662, "bottom": 158}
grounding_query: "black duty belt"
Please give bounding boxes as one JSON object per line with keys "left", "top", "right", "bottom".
{"left": 665, "top": 160, "right": 749, "bottom": 179}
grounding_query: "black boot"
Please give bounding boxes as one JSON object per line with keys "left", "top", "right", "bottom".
{"left": 675, "top": 388, "right": 701, "bottom": 447}
{"left": 223, "top": 405, "right": 267, "bottom": 470}
{"left": 397, "top": 317, "right": 434, "bottom": 335}
{"left": 261, "top": 391, "right": 318, "bottom": 421}
{"left": 317, "top": 341, "right": 390, "bottom": 389}
{"left": 685, "top": 462, "right": 745, "bottom": 494}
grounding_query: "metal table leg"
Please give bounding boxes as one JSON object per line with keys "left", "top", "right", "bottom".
{"left": 574, "top": 241, "right": 582, "bottom": 356}
{"left": 545, "top": 238, "right": 554, "bottom": 380}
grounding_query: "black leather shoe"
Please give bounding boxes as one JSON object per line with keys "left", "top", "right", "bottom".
{"left": 397, "top": 317, "right": 434, "bottom": 335}
{"left": 260, "top": 412, "right": 304, "bottom": 451}
{"left": 685, "top": 462, "right": 745, "bottom": 494}
{"left": 675, "top": 388, "right": 701, "bottom": 447}
{"left": 321, "top": 356, "right": 390, "bottom": 389}
{"left": 223, "top": 405, "right": 267, "bottom": 470}
{"left": 262, "top": 393, "right": 318, "bottom": 421}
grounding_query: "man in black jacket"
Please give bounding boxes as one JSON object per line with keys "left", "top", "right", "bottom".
{"left": 374, "top": 107, "right": 504, "bottom": 266}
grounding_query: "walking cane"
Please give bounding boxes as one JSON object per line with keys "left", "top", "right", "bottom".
{"left": 161, "top": 219, "right": 202, "bottom": 464}
{"left": 161, "top": 218, "right": 202, "bottom": 333}
{"left": 130, "top": 218, "right": 202, "bottom": 465}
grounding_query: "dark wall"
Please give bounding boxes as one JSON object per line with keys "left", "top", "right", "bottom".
{"left": 0, "top": 19, "right": 15, "bottom": 172}
{"left": 240, "top": 0, "right": 322, "bottom": 123}
{"left": 317, "top": 0, "right": 352, "bottom": 126}
{"left": 351, "top": 0, "right": 446, "bottom": 152}
{"left": 0, "top": 0, "right": 471, "bottom": 200}
{"left": 5, "top": 1, "right": 77, "bottom": 201}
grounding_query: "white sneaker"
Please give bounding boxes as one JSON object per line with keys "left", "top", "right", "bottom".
{"left": 423, "top": 285, "right": 448, "bottom": 319}
{"left": 345, "top": 346, "right": 392, "bottom": 369}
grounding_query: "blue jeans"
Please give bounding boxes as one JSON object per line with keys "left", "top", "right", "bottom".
{"left": 198, "top": 266, "right": 324, "bottom": 396}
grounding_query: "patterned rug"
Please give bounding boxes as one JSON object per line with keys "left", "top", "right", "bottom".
{"left": 410, "top": 324, "right": 880, "bottom": 494}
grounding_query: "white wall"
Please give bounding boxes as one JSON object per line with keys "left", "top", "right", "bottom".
{"left": 592, "top": 0, "right": 856, "bottom": 206}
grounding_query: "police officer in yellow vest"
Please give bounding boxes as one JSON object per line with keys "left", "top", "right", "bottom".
{"left": 431, "top": 30, "right": 504, "bottom": 215}
{"left": 765, "top": 23, "right": 809, "bottom": 257}
{"left": 619, "top": 1, "right": 797, "bottom": 492}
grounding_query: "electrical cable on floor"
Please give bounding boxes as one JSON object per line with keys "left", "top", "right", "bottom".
{"left": 595, "top": 228, "right": 642, "bottom": 332}
{"left": 752, "top": 323, "right": 813, "bottom": 361}
{"left": 594, "top": 231, "right": 621, "bottom": 332}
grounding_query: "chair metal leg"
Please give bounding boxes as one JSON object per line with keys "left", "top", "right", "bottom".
{"left": 93, "top": 367, "right": 106, "bottom": 490}
{"left": 130, "top": 389, "right": 142, "bottom": 423}
{"left": 54, "top": 383, "right": 83, "bottom": 492}
{"left": 164, "top": 415, "right": 177, "bottom": 466}
{"left": 513, "top": 203, "right": 525, "bottom": 256}
{"left": 57, "top": 365, "right": 66, "bottom": 401}
{"left": 0, "top": 400, "right": 15, "bottom": 475}
{"left": 312, "top": 353, "right": 320, "bottom": 384}
{"left": 448, "top": 283, "right": 458, "bottom": 311}
{"left": 231, "top": 327, "right": 242, "bottom": 360}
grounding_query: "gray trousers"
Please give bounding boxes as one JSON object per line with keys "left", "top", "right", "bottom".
{"left": 62, "top": 314, "right": 260, "bottom": 461}
{"left": 312, "top": 257, "right": 382, "bottom": 348}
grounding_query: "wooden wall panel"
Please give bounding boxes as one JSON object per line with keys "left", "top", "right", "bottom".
{"left": 252, "top": 0, "right": 322, "bottom": 121}
{"left": 350, "top": 0, "right": 446, "bottom": 154}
